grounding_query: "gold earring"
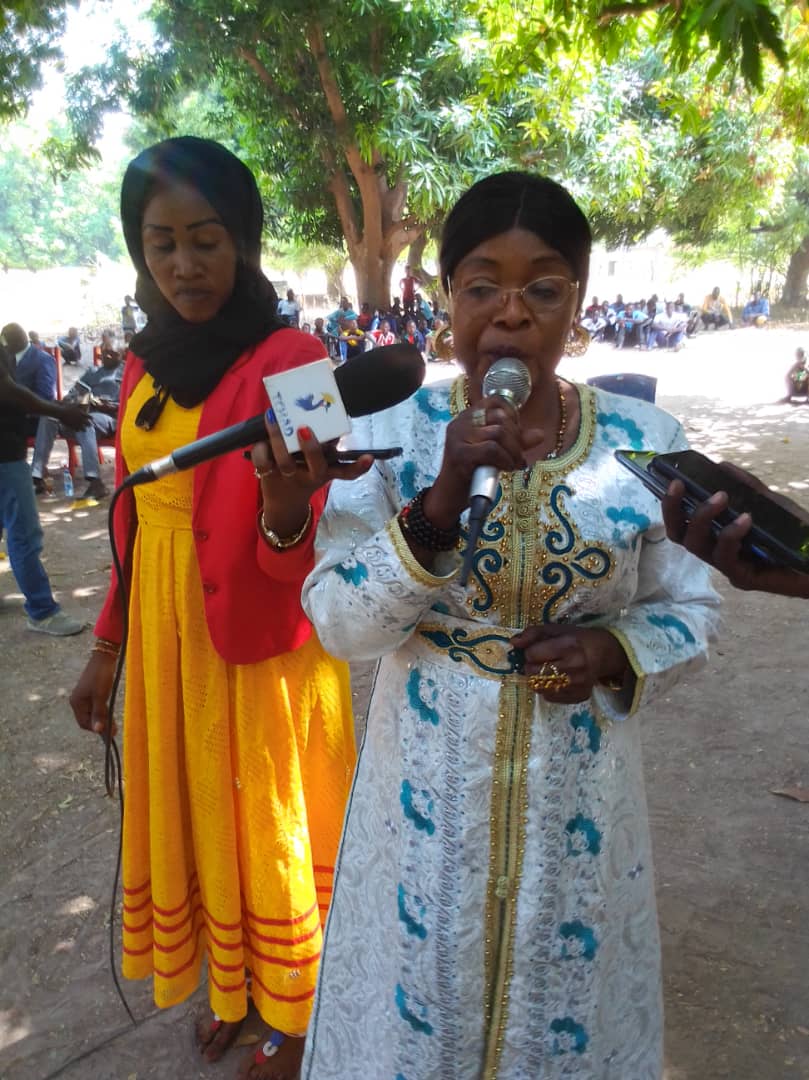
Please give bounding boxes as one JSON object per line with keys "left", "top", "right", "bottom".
{"left": 434, "top": 325, "right": 455, "bottom": 361}
{"left": 564, "top": 324, "right": 590, "bottom": 357}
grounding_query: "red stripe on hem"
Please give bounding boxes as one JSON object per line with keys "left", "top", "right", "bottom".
{"left": 152, "top": 878, "right": 200, "bottom": 919}
{"left": 247, "top": 946, "right": 321, "bottom": 969}
{"left": 123, "top": 894, "right": 152, "bottom": 915}
{"left": 311, "top": 865, "right": 334, "bottom": 874}
{"left": 122, "top": 915, "right": 154, "bottom": 934}
{"left": 244, "top": 922, "right": 321, "bottom": 948}
{"left": 122, "top": 942, "right": 153, "bottom": 957}
{"left": 243, "top": 901, "right": 318, "bottom": 927}
{"left": 208, "top": 969, "right": 248, "bottom": 995}
{"left": 248, "top": 967, "right": 317, "bottom": 1004}
{"left": 122, "top": 878, "right": 151, "bottom": 896}
{"left": 153, "top": 928, "right": 203, "bottom": 979}
{"left": 154, "top": 903, "right": 204, "bottom": 936}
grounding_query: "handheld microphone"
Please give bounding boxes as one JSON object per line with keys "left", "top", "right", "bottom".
{"left": 460, "top": 357, "right": 532, "bottom": 586}
{"left": 125, "top": 343, "right": 425, "bottom": 487}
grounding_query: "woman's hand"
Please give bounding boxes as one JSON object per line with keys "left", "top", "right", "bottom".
{"left": 251, "top": 411, "right": 374, "bottom": 540}
{"left": 510, "top": 625, "right": 629, "bottom": 704}
{"left": 69, "top": 651, "right": 118, "bottom": 736}
{"left": 423, "top": 396, "right": 543, "bottom": 528}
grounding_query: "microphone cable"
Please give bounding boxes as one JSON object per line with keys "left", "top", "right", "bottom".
{"left": 101, "top": 477, "right": 140, "bottom": 1027}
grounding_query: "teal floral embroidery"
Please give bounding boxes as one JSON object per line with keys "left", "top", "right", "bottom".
{"left": 647, "top": 612, "right": 696, "bottom": 646}
{"left": 559, "top": 920, "right": 598, "bottom": 960}
{"left": 597, "top": 410, "right": 644, "bottom": 450}
{"left": 418, "top": 626, "right": 516, "bottom": 676}
{"left": 606, "top": 505, "right": 650, "bottom": 549}
{"left": 406, "top": 669, "right": 439, "bottom": 726}
{"left": 333, "top": 556, "right": 368, "bottom": 586}
{"left": 540, "top": 485, "right": 612, "bottom": 621}
{"left": 399, "top": 460, "right": 420, "bottom": 500}
{"left": 569, "top": 710, "right": 601, "bottom": 755}
{"left": 461, "top": 490, "right": 506, "bottom": 613}
{"left": 430, "top": 600, "right": 451, "bottom": 615}
{"left": 550, "top": 1017, "right": 588, "bottom": 1054}
{"left": 565, "top": 814, "right": 602, "bottom": 856}
{"left": 397, "top": 883, "right": 428, "bottom": 940}
{"left": 416, "top": 388, "right": 451, "bottom": 423}
{"left": 395, "top": 983, "right": 434, "bottom": 1036}
{"left": 400, "top": 779, "right": 435, "bottom": 835}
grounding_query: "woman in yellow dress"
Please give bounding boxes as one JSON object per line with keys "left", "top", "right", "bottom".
{"left": 69, "top": 137, "right": 371, "bottom": 1079}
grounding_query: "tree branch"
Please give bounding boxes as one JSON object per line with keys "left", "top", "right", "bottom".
{"left": 597, "top": 0, "right": 676, "bottom": 26}
{"left": 236, "top": 45, "right": 305, "bottom": 125}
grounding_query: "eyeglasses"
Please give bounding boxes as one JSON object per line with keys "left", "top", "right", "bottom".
{"left": 454, "top": 276, "right": 578, "bottom": 316}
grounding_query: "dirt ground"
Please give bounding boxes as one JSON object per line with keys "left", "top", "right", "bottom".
{"left": 1, "top": 327, "right": 808, "bottom": 1080}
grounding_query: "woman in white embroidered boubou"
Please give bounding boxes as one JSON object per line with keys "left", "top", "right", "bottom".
{"left": 301, "top": 173, "right": 720, "bottom": 1080}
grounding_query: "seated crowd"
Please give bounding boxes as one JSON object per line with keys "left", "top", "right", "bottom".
{"left": 579, "top": 285, "right": 770, "bottom": 349}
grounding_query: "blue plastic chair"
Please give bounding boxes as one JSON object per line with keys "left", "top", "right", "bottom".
{"left": 586, "top": 373, "right": 657, "bottom": 403}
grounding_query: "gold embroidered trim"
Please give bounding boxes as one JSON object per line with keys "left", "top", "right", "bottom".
{"left": 602, "top": 626, "right": 645, "bottom": 717}
{"left": 385, "top": 516, "right": 458, "bottom": 589}
{"left": 482, "top": 678, "right": 534, "bottom": 1078}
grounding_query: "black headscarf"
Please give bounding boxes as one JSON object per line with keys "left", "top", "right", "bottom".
{"left": 120, "top": 136, "right": 285, "bottom": 408}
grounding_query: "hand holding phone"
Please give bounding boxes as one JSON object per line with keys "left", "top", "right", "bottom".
{"left": 662, "top": 479, "right": 809, "bottom": 599}
{"left": 616, "top": 448, "right": 809, "bottom": 592}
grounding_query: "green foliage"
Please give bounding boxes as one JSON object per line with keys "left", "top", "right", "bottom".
{"left": 0, "top": 0, "right": 72, "bottom": 119}
{"left": 0, "top": 121, "right": 126, "bottom": 269}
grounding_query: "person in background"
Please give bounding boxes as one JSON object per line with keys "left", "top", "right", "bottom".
{"left": 781, "top": 346, "right": 808, "bottom": 403}
{"left": 675, "top": 293, "right": 701, "bottom": 337}
{"left": 580, "top": 304, "right": 607, "bottom": 341}
{"left": 338, "top": 317, "right": 367, "bottom": 361}
{"left": 356, "top": 301, "right": 374, "bottom": 332}
{"left": 401, "top": 316, "right": 425, "bottom": 354}
{"left": 122, "top": 294, "right": 139, "bottom": 335}
{"left": 57, "top": 326, "right": 83, "bottom": 365}
{"left": 68, "top": 137, "right": 365, "bottom": 1079}
{"left": 31, "top": 343, "right": 124, "bottom": 501}
{"left": 742, "top": 290, "right": 769, "bottom": 327}
{"left": 0, "top": 339, "right": 89, "bottom": 634}
{"left": 1, "top": 323, "right": 56, "bottom": 422}
{"left": 28, "top": 330, "right": 41, "bottom": 346}
{"left": 300, "top": 170, "right": 719, "bottom": 1079}
{"left": 416, "top": 292, "right": 434, "bottom": 327}
{"left": 325, "top": 295, "right": 357, "bottom": 336}
{"left": 399, "top": 264, "right": 417, "bottom": 314}
{"left": 277, "top": 287, "right": 302, "bottom": 328}
{"left": 99, "top": 329, "right": 121, "bottom": 365}
{"left": 387, "top": 296, "right": 403, "bottom": 335}
{"left": 700, "top": 286, "right": 733, "bottom": 330}
{"left": 650, "top": 300, "right": 687, "bottom": 351}
{"left": 662, "top": 464, "right": 809, "bottom": 599}
{"left": 301, "top": 321, "right": 311, "bottom": 335}
{"left": 370, "top": 317, "right": 396, "bottom": 347}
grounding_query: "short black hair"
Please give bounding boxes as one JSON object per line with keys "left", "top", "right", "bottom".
{"left": 439, "top": 171, "right": 591, "bottom": 307}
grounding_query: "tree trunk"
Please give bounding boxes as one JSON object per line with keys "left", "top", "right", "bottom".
{"left": 351, "top": 245, "right": 397, "bottom": 312}
{"left": 408, "top": 231, "right": 438, "bottom": 299}
{"left": 782, "top": 232, "right": 809, "bottom": 307}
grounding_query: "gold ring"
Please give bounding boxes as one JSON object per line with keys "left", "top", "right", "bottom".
{"left": 528, "top": 667, "right": 571, "bottom": 693}
{"left": 471, "top": 407, "right": 487, "bottom": 427}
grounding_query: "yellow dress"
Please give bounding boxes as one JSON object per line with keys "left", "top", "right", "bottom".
{"left": 118, "top": 374, "right": 356, "bottom": 1034}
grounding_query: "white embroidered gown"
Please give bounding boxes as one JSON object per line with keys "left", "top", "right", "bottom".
{"left": 301, "top": 380, "right": 720, "bottom": 1080}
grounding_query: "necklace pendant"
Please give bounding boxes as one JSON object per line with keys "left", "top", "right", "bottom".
{"left": 546, "top": 450, "right": 558, "bottom": 460}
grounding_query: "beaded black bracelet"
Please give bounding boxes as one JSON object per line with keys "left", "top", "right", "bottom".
{"left": 399, "top": 487, "right": 461, "bottom": 551}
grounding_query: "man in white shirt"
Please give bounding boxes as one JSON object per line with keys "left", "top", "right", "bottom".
{"left": 650, "top": 301, "right": 687, "bottom": 350}
{"left": 277, "top": 288, "right": 302, "bottom": 328}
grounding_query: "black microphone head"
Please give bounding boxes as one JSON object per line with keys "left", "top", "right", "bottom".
{"left": 482, "top": 357, "right": 532, "bottom": 408}
{"left": 334, "top": 344, "right": 426, "bottom": 417}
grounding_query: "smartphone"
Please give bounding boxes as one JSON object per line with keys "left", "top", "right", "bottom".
{"left": 649, "top": 450, "right": 809, "bottom": 572}
{"left": 290, "top": 445, "right": 403, "bottom": 465}
{"left": 616, "top": 448, "right": 809, "bottom": 572}
{"left": 327, "top": 446, "right": 403, "bottom": 463}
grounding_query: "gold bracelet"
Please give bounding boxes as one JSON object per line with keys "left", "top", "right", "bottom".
{"left": 258, "top": 504, "right": 313, "bottom": 550}
{"left": 93, "top": 638, "right": 120, "bottom": 657}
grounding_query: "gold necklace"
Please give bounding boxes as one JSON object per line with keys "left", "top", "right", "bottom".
{"left": 461, "top": 375, "right": 567, "bottom": 459}
{"left": 546, "top": 378, "right": 567, "bottom": 460}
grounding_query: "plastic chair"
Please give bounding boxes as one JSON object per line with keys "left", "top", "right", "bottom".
{"left": 586, "top": 373, "right": 657, "bottom": 403}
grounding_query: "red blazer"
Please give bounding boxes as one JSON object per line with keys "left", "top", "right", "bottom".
{"left": 95, "top": 328, "right": 330, "bottom": 664}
